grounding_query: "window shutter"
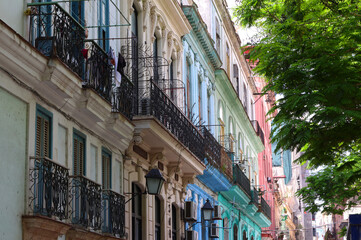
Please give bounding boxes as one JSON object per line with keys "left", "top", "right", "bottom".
{"left": 102, "top": 151, "right": 111, "bottom": 189}
{"left": 43, "top": 118, "right": 50, "bottom": 158}
{"left": 73, "top": 138, "right": 79, "bottom": 175}
{"left": 36, "top": 116, "right": 42, "bottom": 157}
{"left": 79, "top": 140, "right": 84, "bottom": 175}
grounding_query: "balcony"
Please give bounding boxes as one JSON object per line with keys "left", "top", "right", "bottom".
{"left": 138, "top": 80, "right": 204, "bottom": 161}
{"left": 260, "top": 196, "right": 272, "bottom": 220}
{"left": 221, "top": 147, "right": 233, "bottom": 179}
{"left": 250, "top": 187, "right": 260, "bottom": 206}
{"left": 28, "top": 157, "right": 69, "bottom": 220}
{"left": 251, "top": 120, "right": 265, "bottom": 145}
{"left": 233, "top": 164, "right": 251, "bottom": 197}
{"left": 28, "top": 2, "right": 133, "bottom": 120}
{"left": 69, "top": 175, "right": 102, "bottom": 230}
{"left": 203, "top": 127, "right": 221, "bottom": 167}
{"left": 102, "top": 190, "right": 125, "bottom": 237}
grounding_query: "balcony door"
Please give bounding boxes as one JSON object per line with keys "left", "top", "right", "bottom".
{"left": 98, "top": 0, "right": 109, "bottom": 50}
{"left": 132, "top": 183, "right": 142, "bottom": 240}
{"left": 71, "top": 1, "right": 85, "bottom": 26}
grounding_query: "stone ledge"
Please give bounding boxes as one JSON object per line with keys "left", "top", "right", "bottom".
{"left": 22, "top": 215, "right": 71, "bottom": 240}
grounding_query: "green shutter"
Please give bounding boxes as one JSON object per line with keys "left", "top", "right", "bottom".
{"left": 35, "top": 106, "right": 52, "bottom": 158}
{"left": 73, "top": 131, "right": 86, "bottom": 176}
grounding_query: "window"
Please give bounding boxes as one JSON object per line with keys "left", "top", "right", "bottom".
{"left": 132, "top": 183, "right": 142, "bottom": 240}
{"left": 98, "top": 0, "right": 109, "bottom": 50}
{"left": 243, "top": 231, "right": 247, "bottom": 240}
{"left": 102, "top": 148, "right": 111, "bottom": 189}
{"left": 170, "top": 59, "right": 175, "bottom": 101}
{"left": 219, "top": 104, "right": 224, "bottom": 146}
{"left": 215, "top": 18, "right": 221, "bottom": 56}
{"left": 172, "top": 205, "right": 177, "bottom": 240}
{"left": 155, "top": 196, "right": 161, "bottom": 240}
{"left": 233, "top": 224, "right": 238, "bottom": 240}
{"left": 226, "top": 43, "right": 230, "bottom": 77}
{"left": 71, "top": 1, "right": 84, "bottom": 26}
{"left": 35, "top": 105, "right": 52, "bottom": 158}
{"left": 73, "top": 130, "right": 86, "bottom": 176}
{"left": 153, "top": 35, "right": 159, "bottom": 84}
{"left": 233, "top": 64, "right": 239, "bottom": 97}
{"left": 186, "top": 61, "right": 191, "bottom": 117}
{"left": 223, "top": 217, "right": 229, "bottom": 240}
{"left": 131, "top": 6, "right": 138, "bottom": 84}
{"left": 243, "top": 83, "right": 248, "bottom": 113}
{"left": 207, "top": 93, "right": 211, "bottom": 126}
{"left": 198, "top": 77, "right": 202, "bottom": 121}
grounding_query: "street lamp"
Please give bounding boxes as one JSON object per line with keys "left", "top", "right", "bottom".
{"left": 145, "top": 168, "right": 165, "bottom": 195}
{"left": 201, "top": 199, "right": 214, "bottom": 221}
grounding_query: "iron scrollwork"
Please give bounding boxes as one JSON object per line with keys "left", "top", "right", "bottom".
{"left": 28, "top": 157, "right": 69, "bottom": 220}
{"left": 102, "top": 190, "right": 125, "bottom": 237}
{"left": 69, "top": 176, "right": 102, "bottom": 230}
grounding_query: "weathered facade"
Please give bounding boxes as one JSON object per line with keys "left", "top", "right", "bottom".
{"left": 0, "top": 0, "right": 272, "bottom": 239}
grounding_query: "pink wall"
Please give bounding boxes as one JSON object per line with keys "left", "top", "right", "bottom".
{"left": 253, "top": 74, "right": 277, "bottom": 239}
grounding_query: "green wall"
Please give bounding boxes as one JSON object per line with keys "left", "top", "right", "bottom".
{"left": 0, "top": 88, "right": 27, "bottom": 239}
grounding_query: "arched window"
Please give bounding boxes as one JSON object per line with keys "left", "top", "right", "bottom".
{"left": 155, "top": 196, "right": 161, "bottom": 240}
{"left": 229, "top": 118, "right": 234, "bottom": 152}
{"left": 132, "top": 183, "right": 142, "bottom": 240}
{"left": 153, "top": 35, "right": 159, "bottom": 84}
{"left": 186, "top": 61, "right": 191, "bottom": 117}
{"left": 169, "top": 58, "right": 175, "bottom": 101}
{"left": 172, "top": 204, "right": 177, "bottom": 240}
{"left": 219, "top": 103, "right": 225, "bottom": 146}
{"left": 198, "top": 76, "right": 202, "bottom": 121}
{"left": 233, "top": 224, "right": 238, "bottom": 240}
{"left": 243, "top": 230, "right": 247, "bottom": 240}
{"left": 131, "top": 6, "right": 138, "bottom": 84}
{"left": 223, "top": 217, "right": 229, "bottom": 240}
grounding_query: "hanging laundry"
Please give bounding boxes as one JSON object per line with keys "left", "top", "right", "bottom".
{"left": 117, "top": 52, "right": 126, "bottom": 76}
{"left": 114, "top": 52, "right": 122, "bottom": 87}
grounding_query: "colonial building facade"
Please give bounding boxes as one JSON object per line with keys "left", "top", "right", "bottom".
{"left": 0, "top": 0, "right": 272, "bottom": 239}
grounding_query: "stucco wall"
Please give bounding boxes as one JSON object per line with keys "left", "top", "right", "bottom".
{"left": 0, "top": 87, "right": 27, "bottom": 240}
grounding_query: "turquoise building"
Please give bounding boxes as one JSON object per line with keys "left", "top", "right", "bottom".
{"left": 182, "top": 2, "right": 271, "bottom": 240}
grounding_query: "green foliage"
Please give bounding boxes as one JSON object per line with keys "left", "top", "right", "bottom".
{"left": 234, "top": 0, "right": 361, "bottom": 214}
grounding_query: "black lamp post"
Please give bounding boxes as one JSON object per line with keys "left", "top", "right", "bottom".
{"left": 201, "top": 199, "right": 214, "bottom": 221}
{"left": 145, "top": 168, "right": 165, "bottom": 195}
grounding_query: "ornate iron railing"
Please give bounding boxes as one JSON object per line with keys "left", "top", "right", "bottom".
{"left": 233, "top": 164, "right": 251, "bottom": 197}
{"left": 112, "top": 76, "right": 134, "bottom": 120}
{"left": 139, "top": 81, "right": 204, "bottom": 161}
{"left": 28, "top": 2, "right": 85, "bottom": 78}
{"left": 250, "top": 187, "right": 260, "bottom": 206}
{"left": 83, "top": 40, "right": 113, "bottom": 102}
{"left": 203, "top": 127, "right": 221, "bottom": 167}
{"left": 251, "top": 120, "right": 265, "bottom": 145}
{"left": 221, "top": 147, "right": 233, "bottom": 179}
{"left": 69, "top": 176, "right": 102, "bottom": 230}
{"left": 261, "top": 196, "right": 272, "bottom": 220}
{"left": 28, "top": 157, "right": 69, "bottom": 220}
{"left": 102, "top": 190, "right": 125, "bottom": 237}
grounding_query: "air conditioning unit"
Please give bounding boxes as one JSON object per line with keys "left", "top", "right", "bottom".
{"left": 186, "top": 230, "right": 198, "bottom": 240}
{"left": 184, "top": 201, "right": 197, "bottom": 221}
{"left": 213, "top": 205, "right": 222, "bottom": 220}
{"left": 209, "top": 223, "right": 219, "bottom": 238}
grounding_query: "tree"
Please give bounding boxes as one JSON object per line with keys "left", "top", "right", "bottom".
{"left": 233, "top": 0, "right": 361, "bottom": 214}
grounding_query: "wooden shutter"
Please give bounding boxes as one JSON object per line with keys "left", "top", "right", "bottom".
{"left": 35, "top": 112, "right": 51, "bottom": 158}
{"left": 73, "top": 133, "right": 85, "bottom": 176}
{"left": 102, "top": 151, "right": 111, "bottom": 189}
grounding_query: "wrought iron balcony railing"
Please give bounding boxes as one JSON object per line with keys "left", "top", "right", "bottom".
{"left": 83, "top": 40, "right": 113, "bottom": 102}
{"left": 202, "top": 127, "right": 221, "bottom": 167}
{"left": 221, "top": 147, "right": 233, "bottom": 179}
{"left": 69, "top": 175, "right": 102, "bottom": 230}
{"left": 28, "top": 157, "right": 69, "bottom": 220}
{"left": 28, "top": 3, "right": 135, "bottom": 118}
{"left": 102, "top": 190, "right": 125, "bottom": 238}
{"left": 139, "top": 81, "right": 204, "bottom": 161}
{"left": 28, "top": 2, "right": 85, "bottom": 79}
{"left": 233, "top": 164, "right": 251, "bottom": 197}
{"left": 261, "top": 196, "right": 272, "bottom": 220}
{"left": 250, "top": 187, "right": 260, "bottom": 206}
{"left": 111, "top": 76, "right": 134, "bottom": 120}
{"left": 251, "top": 120, "right": 265, "bottom": 145}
